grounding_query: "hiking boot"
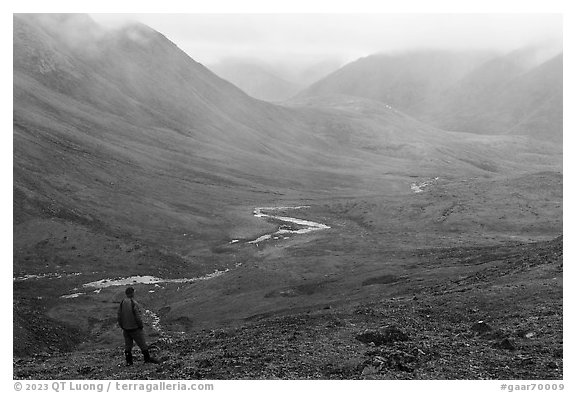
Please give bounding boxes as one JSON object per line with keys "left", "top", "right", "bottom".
{"left": 125, "top": 350, "right": 133, "bottom": 366}
{"left": 143, "top": 349, "right": 160, "bottom": 364}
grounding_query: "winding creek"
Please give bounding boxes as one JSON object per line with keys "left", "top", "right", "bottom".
{"left": 244, "top": 206, "right": 330, "bottom": 244}
{"left": 59, "top": 269, "right": 232, "bottom": 298}
{"left": 42, "top": 206, "right": 330, "bottom": 299}
{"left": 83, "top": 269, "right": 229, "bottom": 289}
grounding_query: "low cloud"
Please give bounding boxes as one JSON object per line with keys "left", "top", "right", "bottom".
{"left": 90, "top": 13, "right": 562, "bottom": 66}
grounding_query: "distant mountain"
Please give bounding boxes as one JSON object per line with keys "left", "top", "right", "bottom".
{"left": 276, "top": 59, "right": 344, "bottom": 87}
{"left": 210, "top": 61, "right": 301, "bottom": 102}
{"left": 428, "top": 52, "right": 562, "bottom": 142}
{"left": 209, "top": 58, "right": 343, "bottom": 102}
{"left": 504, "top": 55, "right": 562, "bottom": 141}
{"left": 300, "top": 50, "right": 493, "bottom": 115}
{"left": 300, "top": 47, "right": 562, "bottom": 142}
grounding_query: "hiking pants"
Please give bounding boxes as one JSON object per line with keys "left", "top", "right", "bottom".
{"left": 123, "top": 328, "right": 148, "bottom": 352}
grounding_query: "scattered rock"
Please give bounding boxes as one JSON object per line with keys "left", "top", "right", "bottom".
{"left": 197, "top": 359, "right": 212, "bottom": 368}
{"left": 484, "top": 328, "right": 507, "bottom": 340}
{"left": 471, "top": 321, "right": 492, "bottom": 334}
{"left": 367, "top": 349, "right": 417, "bottom": 373}
{"left": 361, "top": 365, "right": 379, "bottom": 376}
{"left": 515, "top": 329, "right": 537, "bottom": 339}
{"left": 354, "top": 307, "right": 379, "bottom": 316}
{"left": 495, "top": 337, "right": 516, "bottom": 350}
{"left": 356, "top": 325, "right": 409, "bottom": 346}
{"left": 77, "top": 365, "right": 94, "bottom": 375}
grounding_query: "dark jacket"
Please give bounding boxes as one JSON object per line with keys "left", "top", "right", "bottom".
{"left": 117, "top": 297, "right": 144, "bottom": 330}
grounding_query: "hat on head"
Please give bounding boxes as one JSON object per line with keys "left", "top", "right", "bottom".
{"left": 125, "top": 287, "right": 135, "bottom": 296}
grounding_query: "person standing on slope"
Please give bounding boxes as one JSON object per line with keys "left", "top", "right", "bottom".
{"left": 117, "top": 287, "right": 159, "bottom": 365}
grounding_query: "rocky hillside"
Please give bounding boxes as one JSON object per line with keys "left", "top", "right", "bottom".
{"left": 14, "top": 237, "right": 562, "bottom": 380}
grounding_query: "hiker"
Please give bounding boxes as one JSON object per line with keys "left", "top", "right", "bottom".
{"left": 117, "top": 287, "right": 159, "bottom": 365}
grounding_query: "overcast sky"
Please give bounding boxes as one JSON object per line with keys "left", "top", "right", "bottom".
{"left": 90, "top": 13, "right": 562, "bottom": 66}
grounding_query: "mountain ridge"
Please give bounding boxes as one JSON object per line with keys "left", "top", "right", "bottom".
{"left": 300, "top": 47, "right": 562, "bottom": 142}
